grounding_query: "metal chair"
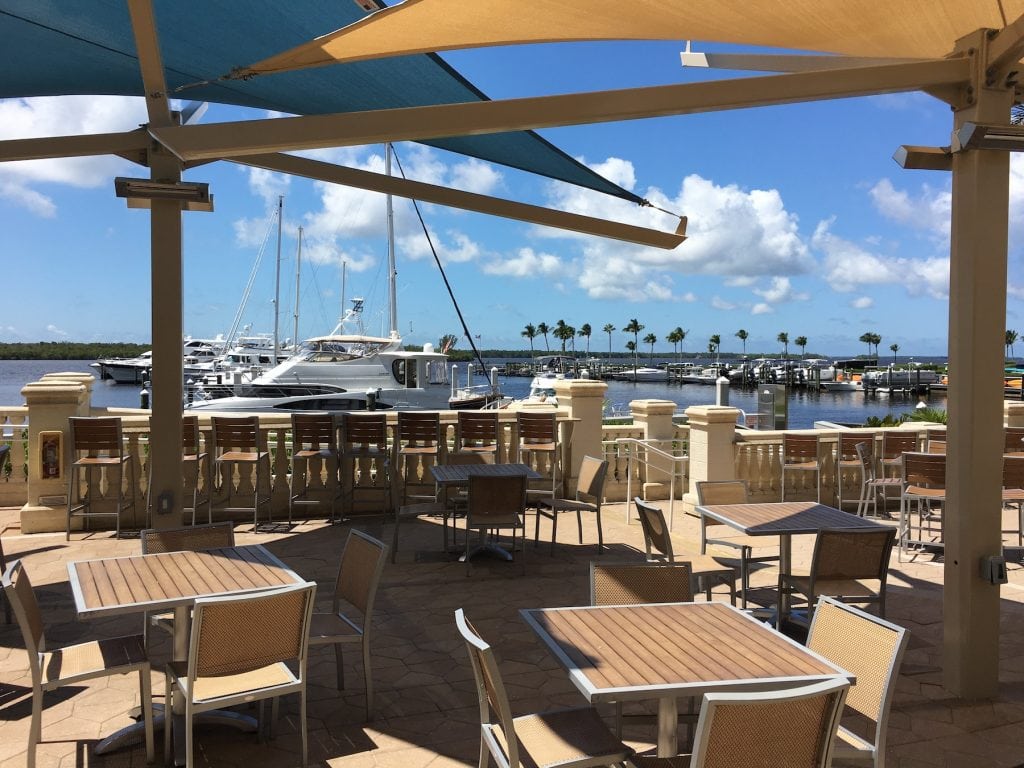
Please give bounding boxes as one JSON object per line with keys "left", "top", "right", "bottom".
{"left": 777, "top": 527, "right": 896, "bottom": 629}
{"left": 456, "top": 608, "right": 632, "bottom": 768}
{"left": 465, "top": 473, "right": 528, "bottom": 575}
{"left": 806, "top": 596, "right": 910, "bottom": 768}
{"left": 3, "top": 559, "right": 155, "bottom": 767}
{"left": 926, "top": 427, "right": 947, "bottom": 454}
{"left": 140, "top": 522, "right": 236, "bottom": 650}
{"left": 147, "top": 415, "right": 210, "bottom": 526}
{"left": 309, "top": 529, "right": 388, "bottom": 721}
{"left": 634, "top": 496, "right": 736, "bottom": 604}
{"left": 696, "top": 480, "right": 777, "bottom": 608}
{"left": 397, "top": 411, "right": 442, "bottom": 505}
{"left": 208, "top": 415, "right": 271, "bottom": 531}
{"left": 900, "top": 451, "right": 946, "bottom": 555}
{"left": 455, "top": 410, "right": 501, "bottom": 461}
{"left": 535, "top": 455, "right": 608, "bottom": 555}
{"left": 1005, "top": 426, "right": 1024, "bottom": 456}
{"left": 780, "top": 433, "right": 822, "bottom": 501}
{"left": 880, "top": 431, "right": 920, "bottom": 477}
{"left": 854, "top": 442, "right": 903, "bottom": 518}
{"left": 836, "top": 432, "right": 873, "bottom": 511}
{"left": 67, "top": 416, "right": 135, "bottom": 540}
{"left": 517, "top": 410, "right": 559, "bottom": 506}
{"left": 289, "top": 412, "right": 342, "bottom": 523}
{"left": 340, "top": 412, "right": 392, "bottom": 516}
{"left": 164, "top": 581, "right": 316, "bottom": 767}
{"left": 1003, "top": 455, "right": 1024, "bottom": 547}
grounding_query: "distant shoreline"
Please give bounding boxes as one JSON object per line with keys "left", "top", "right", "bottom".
{"left": 0, "top": 342, "right": 149, "bottom": 360}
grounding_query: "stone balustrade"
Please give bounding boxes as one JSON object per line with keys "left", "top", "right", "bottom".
{"left": 9, "top": 373, "right": 1021, "bottom": 534}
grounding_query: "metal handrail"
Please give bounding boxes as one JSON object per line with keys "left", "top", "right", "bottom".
{"left": 614, "top": 437, "right": 688, "bottom": 529}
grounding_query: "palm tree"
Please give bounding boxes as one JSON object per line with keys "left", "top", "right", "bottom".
{"left": 1007, "top": 329, "right": 1019, "bottom": 359}
{"left": 624, "top": 318, "right": 644, "bottom": 370}
{"left": 709, "top": 334, "right": 721, "bottom": 361}
{"left": 859, "top": 332, "right": 873, "bottom": 358}
{"left": 578, "top": 323, "right": 592, "bottom": 356}
{"left": 439, "top": 333, "right": 458, "bottom": 352}
{"left": 890, "top": 342, "right": 900, "bottom": 364}
{"left": 521, "top": 323, "right": 537, "bottom": 357}
{"left": 567, "top": 325, "right": 577, "bottom": 356}
{"left": 777, "top": 332, "right": 789, "bottom": 358}
{"left": 553, "top": 319, "right": 571, "bottom": 353}
{"left": 625, "top": 340, "right": 637, "bottom": 363}
{"left": 735, "top": 329, "right": 748, "bottom": 355}
{"left": 870, "top": 333, "right": 883, "bottom": 358}
{"left": 667, "top": 327, "right": 684, "bottom": 363}
{"left": 602, "top": 323, "right": 616, "bottom": 358}
{"left": 537, "top": 322, "right": 551, "bottom": 352}
{"left": 643, "top": 332, "right": 658, "bottom": 363}
{"left": 795, "top": 335, "right": 808, "bottom": 359}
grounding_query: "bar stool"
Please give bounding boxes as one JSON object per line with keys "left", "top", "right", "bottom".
{"left": 397, "top": 412, "right": 442, "bottom": 505}
{"left": 147, "top": 415, "right": 210, "bottom": 527}
{"left": 209, "top": 415, "right": 271, "bottom": 531}
{"left": 517, "top": 411, "right": 559, "bottom": 508}
{"left": 340, "top": 412, "right": 392, "bottom": 516}
{"left": 67, "top": 416, "right": 135, "bottom": 540}
{"left": 880, "top": 431, "right": 920, "bottom": 477}
{"left": 455, "top": 411, "right": 500, "bottom": 462}
{"left": 835, "top": 433, "right": 871, "bottom": 512}
{"left": 780, "top": 434, "right": 821, "bottom": 502}
{"left": 289, "top": 412, "right": 342, "bottom": 524}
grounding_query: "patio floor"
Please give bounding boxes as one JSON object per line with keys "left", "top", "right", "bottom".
{"left": 2, "top": 500, "right": 1024, "bottom": 767}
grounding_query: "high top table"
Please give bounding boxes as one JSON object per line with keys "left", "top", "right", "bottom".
{"left": 69, "top": 544, "right": 304, "bottom": 765}
{"left": 522, "top": 601, "right": 852, "bottom": 757}
{"left": 696, "top": 501, "right": 889, "bottom": 613}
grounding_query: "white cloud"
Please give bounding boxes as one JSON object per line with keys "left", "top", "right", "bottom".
{"left": 812, "top": 219, "right": 949, "bottom": 299}
{"left": 244, "top": 167, "right": 290, "bottom": 207}
{"left": 851, "top": 296, "right": 874, "bottom": 309}
{"left": 869, "top": 179, "right": 950, "bottom": 244}
{"left": 483, "top": 247, "right": 562, "bottom": 277}
{"left": 46, "top": 324, "right": 67, "bottom": 337}
{"left": 449, "top": 158, "right": 502, "bottom": 195}
{"left": 751, "top": 303, "right": 773, "bottom": 315}
{"left": 752, "top": 276, "right": 809, "bottom": 305}
{"left": 711, "top": 296, "right": 736, "bottom": 310}
{"left": 0, "top": 96, "right": 149, "bottom": 216}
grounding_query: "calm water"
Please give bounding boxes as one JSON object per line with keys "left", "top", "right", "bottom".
{"left": 0, "top": 360, "right": 945, "bottom": 429}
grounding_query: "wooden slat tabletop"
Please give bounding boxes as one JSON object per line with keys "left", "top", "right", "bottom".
{"left": 523, "top": 602, "right": 848, "bottom": 703}
{"left": 430, "top": 462, "right": 542, "bottom": 485}
{"left": 697, "top": 501, "right": 887, "bottom": 536}
{"left": 68, "top": 545, "right": 302, "bottom": 619}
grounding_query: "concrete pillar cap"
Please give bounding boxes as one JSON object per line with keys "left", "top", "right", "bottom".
{"left": 685, "top": 405, "right": 742, "bottom": 425}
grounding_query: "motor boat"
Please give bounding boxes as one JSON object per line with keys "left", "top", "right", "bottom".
{"left": 613, "top": 366, "right": 670, "bottom": 382}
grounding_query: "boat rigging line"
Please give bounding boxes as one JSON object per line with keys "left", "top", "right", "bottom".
{"left": 390, "top": 146, "right": 489, "bottom": 375}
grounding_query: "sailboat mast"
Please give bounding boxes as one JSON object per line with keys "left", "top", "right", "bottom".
{"left": 272, "top": 195, "right": 283, "bottom": 364}
{"left": 293, "top": 226, "right": 302, "bottom": 351}
{"left": 385, "top": 143, "right": 398, "bottom": 339}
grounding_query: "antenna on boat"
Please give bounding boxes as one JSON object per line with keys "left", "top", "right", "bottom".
{"left": 385, "top": 143, "right": 399, "bottom": 340}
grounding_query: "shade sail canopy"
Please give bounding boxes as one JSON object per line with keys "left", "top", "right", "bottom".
{"left": 0, "top": 0, "right": 640, "bottom": 203}
{"left": 244, "top": 0, "right": 1024, "bottom": 73}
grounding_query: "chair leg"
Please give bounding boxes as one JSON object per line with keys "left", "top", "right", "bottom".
{"left": 300, "top": 691, "right": 309, "bottom": 767}
{"left": 595, "top": 508, "right": 604, "bottom": 554}
{"left": 334, "top": 644, "right": 345, "bottom": 691}
{"left": 139, "top": 666, "right": 155, "bottom": 763}
{"left": 28, "top": 689, "right": 41, "bottom": 768}
{"left": 550, "top": 512, "right": 558, "bottom": 555}
{"left": 363, "top": 639, "right": 374, "bottom": 721}
{"left": 164, "top": 674, "right": 173, "bottom": 765}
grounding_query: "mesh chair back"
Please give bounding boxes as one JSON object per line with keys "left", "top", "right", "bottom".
{"left": 812, "top": 528, "right": 896, "bottom": 581}
{"left": 690, "top": 679, "right": 848, "bottom": 768}
{"left": 397, "top": 412, "right": 441, "bottom": 448}
{"left": 1004, "top": 455, "right": 1024, "bottom": 489}
{"left": 807, "top": 597, "right": 909, "bottom": 727}
{"left": 211, "top": 416, "right": 260, "bottom": 451}
{"left": 334, "top": 529, "right": 388, "bottom": 616}
{"left": 517, "top": 411, "right": 557, "bottom": 448}
{"left": 1006, "top": 427, "right": 1024, "bottom": 455}
{"left": 455, "top": 609, "right": 520, "bottom": 768}
{"left": 292, "top": 412, "right": 337, "bottom": 450}
{"left": 70, "top": 417, "right": 124, "bottom": 455}
{"left": 190, "top": 582, "right": 315, "bottom": 679}
{"left": 467, "top": 474, "right": 527, "bottom": 523}
{"left": 902, "top": 452, "right": 946, "bottom": 489}
{"left": 881, "top": 432, "right": 919, "bottom": 459}
{"left": 633, "top": 496, "right": 674, "bottom": 561}
{"left": 457, "top": 411, "right": 500, "bottom": 450}
{"left": 2, "top": 560, "right": 46, "bottom": 666}
{"left": 577, "top": 456, "right": 608, "bottom": 501}
{"left": 783, "top": 434, "right": 820, "bottom": 463}
{"left": 696, "top": 480, "right": 749, "bottom": 506}
{"left": 590, "top": 561, "right": 693, "bottom": 606}
{"left": 140, "top": 522, "right": 235, "bottom": 554}
{"left": 342, "top": 413, "right": 388, "bottom": 450}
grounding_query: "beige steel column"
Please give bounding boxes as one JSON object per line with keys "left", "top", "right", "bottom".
{"left": 944, "top": 30, "right": 1013, "bottom": 698}
{"left": 682, "top": 405, "right": 740, "bottom": 512}
{"left": 553, "top": 379, "right": 607, "bottom": 494}
{"left": 630, "top": 399, "right": 677, "bottom": 501}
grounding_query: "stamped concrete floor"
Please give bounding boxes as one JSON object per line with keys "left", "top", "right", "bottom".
{"left": 2, "top": 501, "right": 1024, "bottom": 767}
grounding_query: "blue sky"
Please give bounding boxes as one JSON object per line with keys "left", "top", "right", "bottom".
{"left": 1, "top": 39, "right": 1021, "bottom": 358}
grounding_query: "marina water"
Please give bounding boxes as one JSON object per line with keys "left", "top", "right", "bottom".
{"left": 0, "top": 360, "right": 947, "bottom": 429}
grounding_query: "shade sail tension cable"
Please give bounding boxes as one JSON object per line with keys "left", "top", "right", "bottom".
{"left": 390, "top": 147, "right": 489, "bottom": 375}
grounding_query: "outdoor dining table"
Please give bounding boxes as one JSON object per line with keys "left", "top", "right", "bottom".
{"left": 430, "top": 462, "right": 542, "bottom": 561}
{"left": 521, "top": 601, "right": 853, "bottom": 757}
{"left": 68, "top": 544, "right": 305, "bottom": 765}
{"left": 696, "top": 501, "right": 887, "bottom": 614}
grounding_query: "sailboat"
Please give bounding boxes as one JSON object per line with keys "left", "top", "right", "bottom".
{"left": 189, "top": 146, "right": 502, "bottom": 413}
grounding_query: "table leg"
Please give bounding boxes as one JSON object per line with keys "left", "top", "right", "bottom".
{"left": 657, "top": 696, "right": 678, "bottom": 757}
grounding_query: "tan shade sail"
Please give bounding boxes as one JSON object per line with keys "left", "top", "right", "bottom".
{"left": 244, "top": 0, "right": 1024, "bottom": 75}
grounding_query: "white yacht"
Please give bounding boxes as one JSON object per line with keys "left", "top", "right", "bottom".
{"left": 613, "top": 366, "right": 670, "bottom": 382}
{"left": 92, "top": 350, "right": 152, "bottom": 384}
